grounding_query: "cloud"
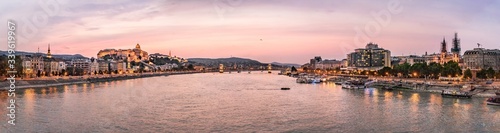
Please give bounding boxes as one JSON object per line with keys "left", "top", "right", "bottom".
{"left": 1, "top": 0, "right": 499, "bottom": 64}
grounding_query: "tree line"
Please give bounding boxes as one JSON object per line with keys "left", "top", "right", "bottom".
{"left": 375, "top": 60, "right": 499, "bottom": 79}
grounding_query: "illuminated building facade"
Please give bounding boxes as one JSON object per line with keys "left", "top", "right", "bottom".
{"left": 347, "top": 43, "right": 391, "bottom": 70}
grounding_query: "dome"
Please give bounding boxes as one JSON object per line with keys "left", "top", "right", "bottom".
{"left": 135, "top": 43, "right": 141, "bottom": 49}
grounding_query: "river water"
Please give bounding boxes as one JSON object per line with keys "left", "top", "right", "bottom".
{"left": 1, "top": 72, "right": 499, "bottom": 132}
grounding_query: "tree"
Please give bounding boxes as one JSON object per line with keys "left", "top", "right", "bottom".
{"left": 393, "top": 63, "right": 411, "bottom": 77}
{"left": 463, "top": 69, "right": 472, "bottom": 79}
{"left": 14, "top": 56, "right": 23, "bottom": 77}
{"left": 495, "top": 70, "right": 500, "bottom": 79}
{"left": 476, "top": 69, "right": 487, "bottom": 79}
{"left": 291, "top": 66, "right": 298, "bottom": 72}
{"left": 428, "top": 62, "right": 442, "bottom": 79}
{"left": 61, "top": 69, "right": 66, "bottom": 76}
{"left": 409, "top": 63, "right": 428, "bottom": 78}
{"left": 0, "top": 56, "right": 7, "bottom": 77}
{"left": 486, "top": 67, "right": 495, "bottom": 79}
{"left": 378, "top": 67, "right": 392, "bottom": 76}
{"left": 441, "top": 61, "right": 462, "bottom": 77}
{"left": 187, "top": 64, "right": 194, "bottom": 70}
{"left": 37, "top": 70, "right": 42, "bottom": 77}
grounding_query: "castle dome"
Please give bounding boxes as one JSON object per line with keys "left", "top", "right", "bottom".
{"left": 135, "top": 43, "right": 141, "bottom": 49}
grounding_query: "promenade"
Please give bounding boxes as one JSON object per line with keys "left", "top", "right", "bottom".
{"left": 0, "top": 71, "right": 200, "bottom": 90}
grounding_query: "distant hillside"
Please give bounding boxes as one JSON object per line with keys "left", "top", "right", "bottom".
{"left": 0, "top": 50, "right": 87, "bottom": 60}
{"left": 188, "top": 57, "right": 287, "bottom": 69}
{"left": 188, "top": 57, "right": 265, "bottom": 67}
{"left": 271, "top": 62, "right": 301, "bottom": 67}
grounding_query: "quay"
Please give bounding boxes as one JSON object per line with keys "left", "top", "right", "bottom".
{"left": 0, "top": 71, "right": 200, "bottom": 90}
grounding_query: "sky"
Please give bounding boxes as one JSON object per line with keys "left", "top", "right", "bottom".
{"left": 0, "top": 0, "right": 499, "bottom": 64}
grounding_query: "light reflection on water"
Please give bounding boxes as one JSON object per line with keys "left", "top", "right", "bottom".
{"left": 0, "top": 72, "right": 499, "bottom": 132}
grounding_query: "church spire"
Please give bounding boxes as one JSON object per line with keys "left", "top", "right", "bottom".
{"left": 451, "top": 32, "right": 461, "bottom": 54}
{"left": 440, "top": 37, "right": 447, "bottom": 53}
{"left": 169, "top": 50, "right": 172, "bottom": 57}
{"left": 47, "top": 44, "right": 52, "bottom": 58}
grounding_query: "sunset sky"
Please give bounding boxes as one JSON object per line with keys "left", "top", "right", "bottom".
{"left": 1, "top": 0, "right": 499, "bottom": 64}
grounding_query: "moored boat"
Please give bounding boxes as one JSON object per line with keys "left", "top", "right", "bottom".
{"left": 486, "top": 96, "right": 500, "bottom": 106}
{"left": 441, "top": 90, "right": 472, "bottom": 98}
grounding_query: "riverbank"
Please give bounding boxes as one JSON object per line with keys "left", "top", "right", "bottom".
{"left": 368, "top": 79, "right": 499, "bottom": 98}
{"left": 309, "top": 73, "right": 499, "bottom": 98}
{"left": 0, "top": 71, "right": 201, "bottom": 90}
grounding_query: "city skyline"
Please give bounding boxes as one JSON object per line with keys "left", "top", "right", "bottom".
{"left": 1, "top": 0, "right": 499, "bottom": 64}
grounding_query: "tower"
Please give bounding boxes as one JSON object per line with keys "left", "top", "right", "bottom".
{"left": 440, "top": 38, "right": 447, "bottom": 53}
{"left": 440, "top": 38, "right": 447, "bottom": 64}
{"left": 451, "top": 32, "right": 461, "bottom": 54}
{"left": 451, "top": 32, "right": 461, "bottom": 62}
{"left": 47, "top": 44, "right": 52, "bottom": 58}
{"left": 169, "top": 50, "right": 172, "bottom": 57}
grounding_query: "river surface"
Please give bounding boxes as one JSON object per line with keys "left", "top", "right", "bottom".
{"left": 1, "top": 72, "right": 499, "bottom": 132}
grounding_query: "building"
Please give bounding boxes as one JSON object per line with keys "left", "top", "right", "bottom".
{"left": 70, "top": 58, "right": 91, "bottom": 75}
{"left": 315, "top": 59, "right": 343, "bottom": 70}
{"left": 21, "top": 44, "right": 66, "bottom": 77}
{"left": 426, "top": 33, "right": 462, "bottom": 65}
{"left": 98, "top": 60, "right": 110, "bottom": 73}
{"left": 347, "top": 43, "right": 391, "bottom": 70}
{"left": 89, "top": 58, "right": 99, "bottom": 75}
{"left": 463, "top": 48, "right": 500, "bottom": 71}
{"left": 117, "top": 60, "right": 127, "bottom": 73}
{"left": 309, "top": 56, "right": 322, "bottom": 69}
{"left": 97, "top": 43, "right": 149, "bottom": 62}
{"left": 394, "top": 55, "right": 426, "bottom": 65}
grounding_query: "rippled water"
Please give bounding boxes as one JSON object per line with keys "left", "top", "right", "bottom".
{"left": 1, "top": 72, "right": 499, "bottom": 132}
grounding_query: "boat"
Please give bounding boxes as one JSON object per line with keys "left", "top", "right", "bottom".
{"left": 341, "top": 81, "right": 365, "bottom": 89}
{"left": 441, "top": 90, "right": 472, "bottom": 98}
{"left": 334, "top": 82, "right": 342, "bottom": 85}
{"left": 383, "top": 86, "right": 394, "bottom": 91}
{"left": 296, "top": 77, "right": 309, "bottom": 83}
{"left": 486, "top": 96, "right": 500, "bottom": 106}
{"left": 281, "top": 87, "right": 290, "bottom": 90}
{"left": 341, "top": 82, "right": 351, "bottom": 89}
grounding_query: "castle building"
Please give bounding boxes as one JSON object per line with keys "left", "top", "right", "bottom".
{"left": 97, "top": 43, "right": 149, "bottom": 62}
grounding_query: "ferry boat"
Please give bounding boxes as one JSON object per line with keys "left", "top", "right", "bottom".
{"left": 341, "top": 81, "right": 365, "bottom": 89}
{"left": 296, "top": 76, "right": 321, "bottom": 84}
{"left": 486, "top": 96, "right": 500, "bottom": 106}
{"left": 441, "top": 90, "right": 472, "bottom": 98}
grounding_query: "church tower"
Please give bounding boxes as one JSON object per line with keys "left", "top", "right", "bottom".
{"left": 47, "top": 44, "right": 52, "bottom": 58}
{"left": 451, "top": 32, "right": 461, "bottom": 62}
{"left": 440, "top": 38, "right": 447, "bottom": 64}
{"left": 135, "top": 43, "right": 141, "bottom": 49}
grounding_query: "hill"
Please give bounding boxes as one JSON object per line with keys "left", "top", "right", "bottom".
{"left": 0, "top": 50, "right": 87, "bottom": 60}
